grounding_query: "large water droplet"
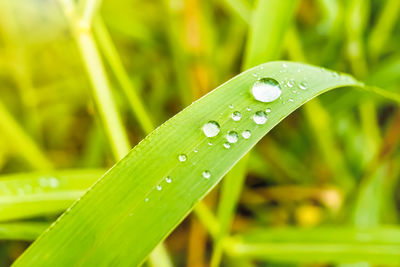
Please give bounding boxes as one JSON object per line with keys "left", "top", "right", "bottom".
{"left": 252, "top": 78, "right": 281, "bottom": 103}
{"left": 202, "top": 170, "right": 211, "bottom": 179}
{"left": 178, "top": 154, "right": 187, "bottom": 162}
{"left": 202, "top": 121, "right": 220, "bottom": 137}
{"left": 253, "top": 111, "right": 268, "bottom": 125}
{"left": 242, "top": 130, "right": 251, "bottom": 139}
{"left": 226, "top": 131, "right": 239, "bottom": 143}
{"left": 231, "top": 111, "right": 242, "bottom": 121}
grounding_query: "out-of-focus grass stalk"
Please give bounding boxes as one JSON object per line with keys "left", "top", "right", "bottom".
{"left": 285, "top": 25, "right": 354, "bottom": 190}
{"left": 0, "top": 101, "right": 52, "bottom": 170}
{"left": 58, "top": 0, "right": 130, "bottom": 160}
{"left": 211, "top": 1, "right": 298, "bottom": 266}
{"left": 223, "top": 0, "right": 252, "bottom": 24}
{"left": 368, "top": 0, "right": 400, "bottom": 60}
{"left": 57, "top": 1, "right": 172, "bottom": 266}
{"left": 345, "top": 0, "right": 381, "bottom": 167}
{"left": 93, "top": 17, "right": 155, "bottom": 134}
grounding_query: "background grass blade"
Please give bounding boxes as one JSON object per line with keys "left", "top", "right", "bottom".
{"left": 225, "top": 227, "right": 400, "bottom": 264}
{"left": 13, "top": 61, "right": 362, "bottom": 266}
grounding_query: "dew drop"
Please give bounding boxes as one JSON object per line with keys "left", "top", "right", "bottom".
{"left": 223, "top": 142, "right": 231, "bottom": 149}
{"left": 208, "top": 142, "right": 213, "bottom": 146}
{"left": 229, "top": 104, "right": 234, "bottom": 109}
{"left": 252, "top": 78, "right": 282, "bottom": 103}
{"left": 194, "top": 149, "right": 198, "bottom": 153}
{"left": 226, "top": 131, "right": 239, "bottom": 143}
{"left": 49, "top": 177, "right": 60, "bottom": 188}
{"left": 282, "top": 63, "right": 288, "bottom": 68}
{"left": 253, "top": 111, "right": 268, "bottom": 125}
{"left": 265, "top": 108, "right": 271, "bottom": 113}
{"left": 165, "top": 176, "right": 172, "bottom": 183}
{"left": 145, "top": 198, "right": 149, "bottom": 202}
{"left": 289, "top": 98, "right": 294, "bottom": 102}
{"left": 156, "top": 185, "right": 162, "bottom": 191}
{"left": 202, "top": 121, "right": 220, "bottom": 137}
{"left": 242, "top": 130, "right": 251, "bottom": 139}
{"left": 231, "top": 111, "right": 242, "bottom": 121}
{"left": 246, "top": 107, "right": 251, "bottom": 111}
{"left": 178, "top": 154, "right": 187, "bottom": 162}
{"left": 202, "top": 170, "right": 211, "bottom": 179}
{"left": 299, "top": 82, "right": 308, "bottom": 90}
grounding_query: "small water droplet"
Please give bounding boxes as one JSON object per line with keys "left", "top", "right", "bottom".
{"left": 246, "top": 107, "right": 251, "bottom": 111}
{"left": 156, "top": 185, "right": 162, "bottom": 191}
{"left": 251, "top": 78, "right": 282, "bottom": 103}
{"left": 178, "top": 154, "right": 187, "bottom": 162}
{"left": 242, "top": 130, "right": 251, "bottom": 139}
{"left": 165, "top": 176, "right": 172, "bottom": 183}
{"left": 208, "top": 142, "right": 213, "bottom": 146}
{"left": 223, "top": 142, "right": 231, "bottom": 149}
{"left": 194, "top": 149, "right": 198, "bottom": 153}
{"left": 282, "top": 63, "right": 288, "bottom": 68}
{"left": 202, "top": 170, "right": 211, "bottom": 179}
{"left": 229, "top": 104, "right": 234, "bottom": 109}
{"left": 253, "top": 111, "right": 268, "bottom": 125}
{"left": 289, "top": 98, "right": 294, "bottom": 102}
{"left": 231, "top": 111, "right": 242, "bottom": 121}
{"left": 265, "top": 108, "right": 271, "bottom": 113}
{"left": 226, "top": 131, "right": 239, "bottom": 143}
{"left": 299, "top": 82, "right": 308, "bottom": 90}
{"left": 252, "top": 73, "right": 258, "bottom": 78}
{"left": 145, "top": 198, "right": 149, "bottom": 202}
{"left": 202, "top": 121, "right": 220, "bottom": 137}
{"left": 49, "top": 177, "right": 60, "bottom": 188}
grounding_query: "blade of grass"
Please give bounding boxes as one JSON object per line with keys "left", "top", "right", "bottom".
{"left": 13, "top": 61, "right": 363, "bottom": 266}
{"left": 225, "top": 227, "right": 400, "bottom": 264}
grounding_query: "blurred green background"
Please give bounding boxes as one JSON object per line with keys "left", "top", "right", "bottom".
{"left": 1, "top": 0, "right": 400, "bottom": 266}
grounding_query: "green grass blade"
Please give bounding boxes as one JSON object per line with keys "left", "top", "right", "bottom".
{"left": 13, "top": 61, "right": 362, "bottom": 266}
{"left": 0, "top": 222, "right": 49, "bottom": 241}
{"left": 225, "top": 227, "right": 400, "bottom": 264}
{"left": 0, "top": 169, "right": 103, "bottom": 222}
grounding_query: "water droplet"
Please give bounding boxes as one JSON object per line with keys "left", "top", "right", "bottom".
{"left": 242, "top": 130, "right": 251, "bottom": 139}
{"left": 145, "top": 198, "right": 149, "bottom": 202}
{"left": 223, "top": 142, "right": 231, "bottom": 149}
{"left": 231, "top": 111, "right": 241, "bottom": 121}
{"left": 229, "top": 104, "right": 234, "bottom": 109}
{"left": 165, "top": 176, "right": 172, "bottom": 183}
{"left": 208, "top": 142, "right": 213, "bottom": 146}
{"left": 156, "top": 185, "right": 162, "bottom": 191}
{"left": 299, "top": 82, "right": 308, "bottom": 90}
{"left": 202, "top": 170, "right": 211, "bottom": 179}
{"left": 252, "top": 73, "right": 258, "bottom": 78}
{"left": 178, "top": 154, "right": 187, "bottom": 162}
{"left": 265, "top": 108, "right": 271, "bottom": 113}
{"left": 253, "top": 111, "right": 268, "bottom": 125}
{"left": 282, "top": 63, "right": 288, "bottom": 68}
{"left": 194, "top": 149, "right": 198, "bottom": 153}
{"left": 202, "top": 121, "right": 220, "bottom": 137}
{"left": 251, "top": 78, "right": 282, "bottom": 103}
{"left": 226, "top": 131, "right": 239, "bottom": 143}
{"left": 246, "top": 107, "right": 251, "bottom": 111}
{"left": 289, "top": 98, "right": 294, "bottom": 102}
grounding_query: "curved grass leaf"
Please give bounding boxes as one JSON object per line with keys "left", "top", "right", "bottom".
{"left": 13, "top": 61, "right": 363, "bottom": 266}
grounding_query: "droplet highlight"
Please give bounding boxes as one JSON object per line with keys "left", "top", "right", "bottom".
{"left": 226, "top": 131, "right": 239, "bottom": 143}
{"left": 231, "top": 111, "right": 242, "bottom": 121}
{"left": 251, "top": 78, "right": 282, "bottom": 103}
{"left": 178, "top": 154, "right": 187, "bottom": 162}
{"left": 202, "top": 121, "right": 220, "bottom": 137}
{"left": 253, "top": 111, "right": 268, "bottom": 125}
{"left": 202, "top": 170, "right": 211, "bottom": 179}
{"left": 242, "top": 130, "right": 251, "bottom": 139}
{"left": 223, "top": 142, "right": 231, "bottom": 149}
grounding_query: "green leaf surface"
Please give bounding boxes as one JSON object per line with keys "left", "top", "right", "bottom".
{"left": 13, "top": 61, "right": 362, "bottom": 266}
{"left": 225, "top": 227, "right": 400, "bottom": 264}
